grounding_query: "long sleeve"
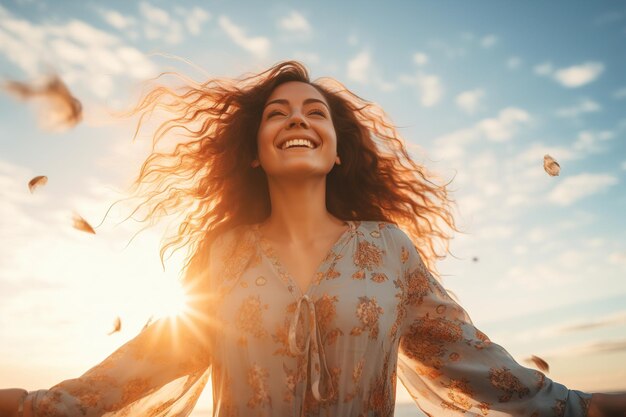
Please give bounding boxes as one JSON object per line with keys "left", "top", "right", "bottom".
{"left": 26, "top": 250, "right": 218, "bottom": 417}
{"left": 393, "top": 230, "right": 592, "bottom": 417}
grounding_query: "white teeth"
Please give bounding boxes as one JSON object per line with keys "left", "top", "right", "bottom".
{"left": 281, "top": 138, "right": 315, "bottom": 150}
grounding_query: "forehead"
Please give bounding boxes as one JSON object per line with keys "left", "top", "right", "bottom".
{"left": 265, "top": 81, "right": 327, "bottom": 106}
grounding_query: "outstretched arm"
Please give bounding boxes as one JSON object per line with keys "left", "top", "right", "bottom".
{"left": 391, "top": 228, "right": 598, "bottom": 416}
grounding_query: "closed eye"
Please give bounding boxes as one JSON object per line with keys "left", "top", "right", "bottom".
{"left": 308, "top": 109, "right": 327, "bottom": 117}
{"left": 266, "top": 110, "right": 286, "bottom": 118}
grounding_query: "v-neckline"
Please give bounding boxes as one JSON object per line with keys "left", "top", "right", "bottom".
{"left": 252, "top": 221, "right": 355, "bottom": 297}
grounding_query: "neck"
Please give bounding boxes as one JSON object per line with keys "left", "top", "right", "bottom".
{"left": 262, "top": 177, "right": 343, "bottom": 243}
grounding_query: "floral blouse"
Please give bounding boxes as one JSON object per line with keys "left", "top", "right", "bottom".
{"left": 26, "top": 221, "right": 591, "bottom": 417}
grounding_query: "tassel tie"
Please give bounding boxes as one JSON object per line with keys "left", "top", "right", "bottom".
{"left": 288, "top": 294, "right": 335, "bottom": 408}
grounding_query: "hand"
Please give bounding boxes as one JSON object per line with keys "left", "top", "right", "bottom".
{"left": 588, "top": 393, "right": 626, "bottom": 417}
{"left": 0, "top": 389, "right": 27, "bottom": 417}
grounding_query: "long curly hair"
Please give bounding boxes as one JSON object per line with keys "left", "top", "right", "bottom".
{"left": 124, "top": 61, "right": 459, "bottom": 282}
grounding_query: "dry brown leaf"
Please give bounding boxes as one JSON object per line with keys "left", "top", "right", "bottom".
{"left": 72, "top": 213, "right": 96, "bottom": 234}
{"left": 543, "top": 154, "right": 560, "bottom": 176}
{"left": 108, "top": 316, "right": 122, "bottom": 335}
{"left": 525, "top": 355, "right": 550, "bottom": 373}
{"left": 28, "top": 175, "right": 48, "bottom": 193}
{"left": 3, "top": 75, "right": 82, "bottom": 131}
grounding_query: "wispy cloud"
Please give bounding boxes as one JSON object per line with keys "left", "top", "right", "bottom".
{"left": 347, "top": 50, "right": 370, "bottom": 83}
{"left": 533, "top": 61, "right": 554, "bottom": 76}
{"left": 506, "top": 56, "right": 522, "bottom": 70}
{"left": 613, "top": 87, "right": 626, "bottom": 99}
{"left": 278, "top": 11, "right": 311, "bottom": 35}
{"left": 480, "top": 34, "right": 498, "bottom": 48}
{"left": 433, "top": 107, "right": 531, "bottom": 159}
{"left": 556, "top": 98, "right": 601, "bottom": 118}
{"left": 548, "top": 173, "right": 618, "bottom": 206}
{"left": 139, "top": 1, "right": 183, "bottom": 44}
{"left": 573, "top": 130, "right": 614, "bottom": 153}
{"left": 413, "top": 52, "right": 429, "bottom": 66}
{"left": 455, "top": 88, "right": 485, "bottom": 114}
{"left": 559, "top": 311, "right": 626, "bottom": 333}
{"left": 177, "top": 7, "right": 212, "bottom": 36}
{"left": 399, "top": 71, "right": 444, "bottom": 107}
{"left": 218, "top": 16, "right": 270, "bottom": 58}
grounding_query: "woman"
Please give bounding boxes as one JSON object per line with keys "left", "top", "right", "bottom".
{"left": 1, "top": 61, "right": 624, "bottom": 417}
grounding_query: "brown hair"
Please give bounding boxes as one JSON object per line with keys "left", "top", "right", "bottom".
{"left": 124, "top": 61, "right": 458, "bottom": 281}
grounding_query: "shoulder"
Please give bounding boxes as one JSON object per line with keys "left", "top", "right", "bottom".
{"left": 355, "top": 220, "right": 411, "bottom": 243}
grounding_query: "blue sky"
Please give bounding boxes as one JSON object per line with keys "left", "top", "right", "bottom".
{"left": 1, "top": 0, "right": 625, "bottom": 414}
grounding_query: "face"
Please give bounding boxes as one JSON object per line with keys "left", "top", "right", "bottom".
{"left": 256, "top": 81, "right": 338, "bottom": 179}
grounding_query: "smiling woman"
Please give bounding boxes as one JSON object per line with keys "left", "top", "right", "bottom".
{"left": 2, "top": 61, "right": 623, "bottom": 417}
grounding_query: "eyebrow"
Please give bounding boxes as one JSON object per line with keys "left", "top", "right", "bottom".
{"left": 264, "top": 98, "right": 330, "bottom": 110}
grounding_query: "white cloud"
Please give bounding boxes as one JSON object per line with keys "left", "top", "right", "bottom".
{"left": 533, "top": 61, "right": 553, "bottom": 76}
{"left": 432, "top": 107, "right": 531, "bottom": 162}
{"left": 548, "top": 173, "right": 618, "bottom": 206}
{"left": 413, "top": 52, "right": 429, "bottom": 66}
{"left": 506, "top": 56, "right": 522, "bottom": 69}
{"left": 556, "top": 99, "right": 601, "bottom": 118}
{"left": 347, "top": 50, "right": 371, "bottom": 83}
{"left": 613, "top": 87, "right": 626, "bottom": 99}
{"left": 98, "top": 8, "right": 136, "bottom": 31}
{"left": 278, "top": 11, "right": 311, "bottom": 34}
{"left": 433, "top": 107, "right": 531, "bottom": 160}
{"left": 573, "top": 130, "right": 614, "bottom": 153}
{"left": 480, "top": 34, "right": 498, "bottom": 48}
{"left": 347, "top": 33, "right": 358, "bottom": 46}
{"left": 476, "top": 107, "right": 530, "bottom": 141}
{"left": 621, "top": 161, "right": 626, "bottom": 170}
{"left": 553, "top": 61, "right": 604, "bottom": 88}
{"left": 0, "top": 9, "right": 157, "bottom": 98}
{"left": 218, "top": 16, "right": 270, "bottom": 58}
{"left": 399, "top": 71, "right": 444, "bottom": 107}
{"left": 455, "top": 88, "right": 485, "bottom": 114}
{"left": 139, "top": 2, "right": 183, "bottom": 44}
{"left": 184, "top": 7, "right": 211, "bottom": 35}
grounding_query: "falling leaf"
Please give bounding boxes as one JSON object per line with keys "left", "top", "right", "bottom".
{"left": 108, "top": 316, "right": 122, "bottom": 335}
{"left": 28, "top": 176, "right": 48, "bottom": 193}
{"left": 543, "top": 154, "right": 560, "bottom": 176}
{"left": 3, "top": 75, "right": 82, "bottom": 131}
{"left": 472, "top": 256, "right": 479, "bottom": 263}
{"left": 72, "top": 213, "right": 96, "bottom": 234}
{"left": 525, "top": 355, "right": 550, "bottom": 373}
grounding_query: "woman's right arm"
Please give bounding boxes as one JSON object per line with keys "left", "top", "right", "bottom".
{"left": 2, "top": 262, "right": 217, "bottom": 417}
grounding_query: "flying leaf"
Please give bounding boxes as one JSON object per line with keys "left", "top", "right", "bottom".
{"left": 525, "top": 355, "right": 550, "bottom": 373}
{"left": 472, "top": 256, "right": 479, "bottom": 263}
{"left": 28, "top": 175, "right": 48, "bottom": 193}
{"left": 543, "top": 154, "right": 560, "bottom": 176}
{"left": 3, "top": 75, "right": 82, "bottom": 131}
{"left": 108, "top": 316, "right": 122, "bottom": 335}
{"left": 72, "top": 213, "right": 96, "bottom": 234}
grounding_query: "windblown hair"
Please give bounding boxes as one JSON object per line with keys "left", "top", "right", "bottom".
{"left": 125, "top": 61, "right": 459, "bottom": 281}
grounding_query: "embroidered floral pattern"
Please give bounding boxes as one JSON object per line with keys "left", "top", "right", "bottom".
{"left": 351, "top": 296, "right": 384, "bottom": 339}
{"left": 489, "top": 366, "right": 531, "bottom": 402}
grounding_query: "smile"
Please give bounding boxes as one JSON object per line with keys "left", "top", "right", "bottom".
{"left": 279, "top": 138, "right": 318, "bottom": 150}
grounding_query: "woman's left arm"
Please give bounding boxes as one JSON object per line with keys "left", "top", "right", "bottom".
{"left": 391, "top": 228, "right": 606, "bottom": 417}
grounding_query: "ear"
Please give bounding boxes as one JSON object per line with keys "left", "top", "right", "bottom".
{"left": 251, "top": 159, "right": 260, "bottom": 168}
{"left": 335, "top": 156, "right": 341, "bottom": 165}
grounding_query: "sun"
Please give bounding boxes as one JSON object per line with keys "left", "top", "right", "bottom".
{"left": 149, "top": 277, "right": 190, "bottom": 319}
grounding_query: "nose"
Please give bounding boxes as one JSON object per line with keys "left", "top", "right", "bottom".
{"left": 287, "top": 112, "right": 309, "bottom": 129}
